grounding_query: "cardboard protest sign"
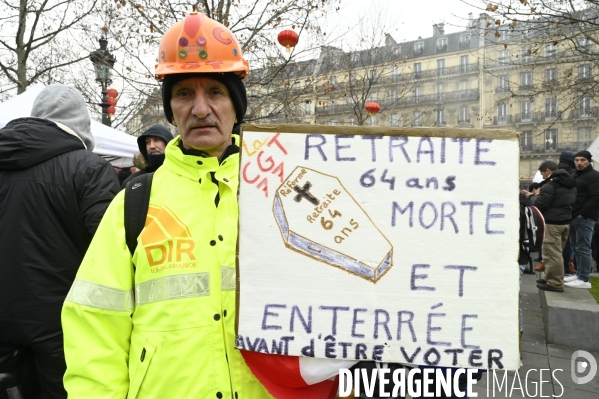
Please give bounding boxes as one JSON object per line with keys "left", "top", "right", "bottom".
{"left": 237, "top": 124, "right": 520, "bottom": 370}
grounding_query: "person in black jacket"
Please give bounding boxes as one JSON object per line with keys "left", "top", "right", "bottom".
{"left": 0, "top": 84, "right": 120, "bottom": 398}
{"left": 121, "top": 124, "right": 173, "bottom": 188}
{"left": 534, "top": 161, "right": 577, "bottom": 292}
{"left": 558, "top": 151, "right": 577, "bottom": 275}
{"left": 565, "top": 150, "right": 599, "bottom": 289}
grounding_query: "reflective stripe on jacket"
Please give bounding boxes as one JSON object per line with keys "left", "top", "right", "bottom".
{"left": 62, "top": 136, "right": 273, "bottom": 399}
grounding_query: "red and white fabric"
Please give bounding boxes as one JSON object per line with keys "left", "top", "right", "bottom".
{"left": 241, "top": 350, "right": 357, "bottom": 399}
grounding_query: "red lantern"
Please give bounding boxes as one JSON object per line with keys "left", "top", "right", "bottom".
{"left": 277, "top": 29, "right": 299, "bottom": 53}
{"left": 107, "top": 106, "right": 116, "bottom": 115}
{"left": 365, "top": 102, "right": 381, "bottom": 117}
{"left": 107, "top": 97, "right": 117, "bottom": 106}
{"left": 107, "top": 88, "right": 118, "bottom": 98}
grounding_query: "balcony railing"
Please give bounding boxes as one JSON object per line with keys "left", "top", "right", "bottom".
{"left": 397, "top": 89, "right": 479, "bottom": 106}
{"left": 518, "top": 84, "right": 535, "bottom": 91}
{"left": 458, "top": 118, "right": 470, "bottom": 124}
{"left": 459, "top": 42, "right": 470, "bottom": 49}
{"left": 570, "top": 107, "right": 598, "bottom": 119}
{"left": 521, "top": 142, "right": 593, "bottom": 154}
{"left": 544, "top": 110, "right": 560, "bottom": 120}
{"left": 413, "top": 48, "right": 424, "bottom": 56}
{"left": 495, "top": 87, "right": 510, "bottom": 93}
{"left": 514, "top": 113, "right": 536, "bottom": 123}
{"left": 493, "top": 115, "right": 513, "bottom": 124}
{"left": 378, "top": 63, "right": 479, "bottom": 84}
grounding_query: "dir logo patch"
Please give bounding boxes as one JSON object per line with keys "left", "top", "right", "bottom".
{"left": 571, "top": 350, "right": 598, "bottom": 385}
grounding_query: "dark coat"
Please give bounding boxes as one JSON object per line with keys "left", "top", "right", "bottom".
{"left": 572, "top": 164, "right": 599, "bottom": 220}
{"left": 0, "top": 117, "right": 120, "bottom": 343}
{"left": 534, "top": 169, "right": 577, "bottom": 224}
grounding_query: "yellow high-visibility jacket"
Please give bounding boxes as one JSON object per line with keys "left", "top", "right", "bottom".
{"left": 62, "top": 137, "right": 273, "bottom": 399}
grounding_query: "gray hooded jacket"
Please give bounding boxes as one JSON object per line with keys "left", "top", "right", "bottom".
{"left": 31, "top": 84, "right": 95, "bottom": 151}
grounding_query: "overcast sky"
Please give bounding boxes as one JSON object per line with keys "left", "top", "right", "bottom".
{"left": 320, "top": 0, "right": 485, "bottom": 48}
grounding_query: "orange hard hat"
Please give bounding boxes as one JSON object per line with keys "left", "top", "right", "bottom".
{"left": 155, "top": 12, "right": 249, "bottom": 80}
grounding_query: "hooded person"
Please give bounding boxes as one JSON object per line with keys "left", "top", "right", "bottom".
{"left": 558, "top": 151, "right": 576, "bottom": 176}
{"left": 121, "top": 124, "right": 173, "bottom": 188}
{"left": 0, "top": 84, "right": 121, "bottom": 398}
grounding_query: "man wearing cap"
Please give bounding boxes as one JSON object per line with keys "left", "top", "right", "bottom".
{"left": 121, "top": 124, "right": 173, "bottom": 188}
{"left": 564, "top": 150, "right": 599, "bottom": 289}
{"left": 61, "top": 13, "right": 347, "bottom": 399}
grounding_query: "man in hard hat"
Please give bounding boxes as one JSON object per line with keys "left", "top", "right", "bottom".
{"left": 61, "top": 13, "right": 346, "bottom": 399}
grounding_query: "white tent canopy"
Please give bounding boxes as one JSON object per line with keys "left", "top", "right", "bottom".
{"left": 0, "top": 84, "right": 138, "bottom": 167}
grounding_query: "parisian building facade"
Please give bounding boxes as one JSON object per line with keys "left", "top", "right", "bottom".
{"left": 126, "top": 12, "right": 598, "bottom": 182}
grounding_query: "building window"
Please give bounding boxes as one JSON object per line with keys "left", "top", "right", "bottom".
{"left": 521, "top": 131, "right": 533, "bottom": 152}
{"left": 578, "top": 127, "right": 592, "bottom": 144}
{"left": 390, "top": 66, "right": 398, "bottom": 81}
{"left": 369, "top": 69, "right": 376, "bottom": 80}
{"left": 413, "top": 62, "right": 422, "bottom": 78}
{"left": 414, "top": 41, "right": 424, "bottom": 56}
{"left": 294, "top": 82, "right": 300, "bottom": 89}
{"left": 437, "top": 59, "right": 446, "bottom": 76}
{"left": 304, "top": 102, "right": 311, "bottom": 114}
{"left": 520, "top": 101, "right": 532, "bottom": 121}
{"left": 459, "top": 80, "right": 468, "bottom": 91}
{"left": 579, "top": 64, "right": 591, "bottom": 79}
{"left": 328, "top": 120, "right": 337, "bottom": 126}
{"left": 436, "top": 37, "right": 447, "bottom": 52}
{"left": 520, "top": 71, "right": 533, "bottom": 89}
{"left": 498, "top": 74, "right": 509, "bottom": 92}
{"left": 369, "top": 116, "right": 377, "bottom": 126}
{"left": 390, "top": 113, "right": 399, "bottom": 126}
{"left": 368, "top": 92, "right": 377, "bottom": 101}
{"left": 436, "top": 83, "right": 444, "bottom": 94}
{"left": 545, "top": 68, "right": 557, "bottom": 83}
{"left": 521, "top": 47, "right": 533, "bottom": 63}
{"left": 389, "top": 89, "right": 398, "bottom": 101}
{"left": 348, "top": 72, "right": 356, "bottom": 85}
{"left": 459, "top": 34, "right": 470, "bottom": 49}
{"left": 545, "top": 98, "right": 557, "bottom": 119}
{"left": 348, "top": 118, "right": 356, "bottom": 126}
{"left": 460, "top": 55, "right": 469, "bottom": 72}
{"left": 393, "top": 46, "right": 401, "bottom": 56}
{"left": 459, "top": 106, "right": 469, "bottom": 123}
{"left": 578, "top": 37, "right": 591, "bottom": 49}
{"left": 545, "top": 43, "right": 557, "bottom": 59}
{"left": 579, "top": 96, "right": 592, "bottom": 117}
{"left": 413, "top": 86, "right": 421, "bottom": 103}
{"left": 329, "top": 76, "right": 336, "bottom": 85}
{"left": 545, "top": 129, "right": 558, "bottom": 151}
{"left": 413, "top": 111, "right": 422, "bottom": 127}
{"left": 498, "top": 103, "right": 508, "bottom": 123}
{"left": 498, "top": 50, "right": 509, "bottom": 65}
{"left": 435, "top": 108, "right": 445, "bottom": 126}
{"left": 497, "top": 29, "right": 507, "bottom": 42}
{"left": 351, "top": 53, "right": 360, "bottom": 63}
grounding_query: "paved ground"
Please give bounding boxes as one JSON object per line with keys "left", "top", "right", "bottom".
{"left": 466, "top": 272, "right": 599, "bottom": 399}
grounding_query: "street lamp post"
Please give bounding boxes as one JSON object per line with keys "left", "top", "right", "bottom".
{"left": 89, "top": 36, "right": 116, "bottom": 127}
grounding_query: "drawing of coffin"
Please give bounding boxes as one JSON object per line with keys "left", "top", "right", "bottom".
{"left": 273, "top": 166, "right": 393, "bottom": 282}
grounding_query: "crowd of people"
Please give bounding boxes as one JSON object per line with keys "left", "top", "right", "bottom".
{"left": 0, "top": 11, "right": 597, "bottom": 399}
{"left": 521, "top": 151, "right": 599, "bottom": 293}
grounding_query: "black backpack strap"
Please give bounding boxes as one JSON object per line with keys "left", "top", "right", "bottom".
{"left": 124, "top": 172, "right": 154, "bottom": 257}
